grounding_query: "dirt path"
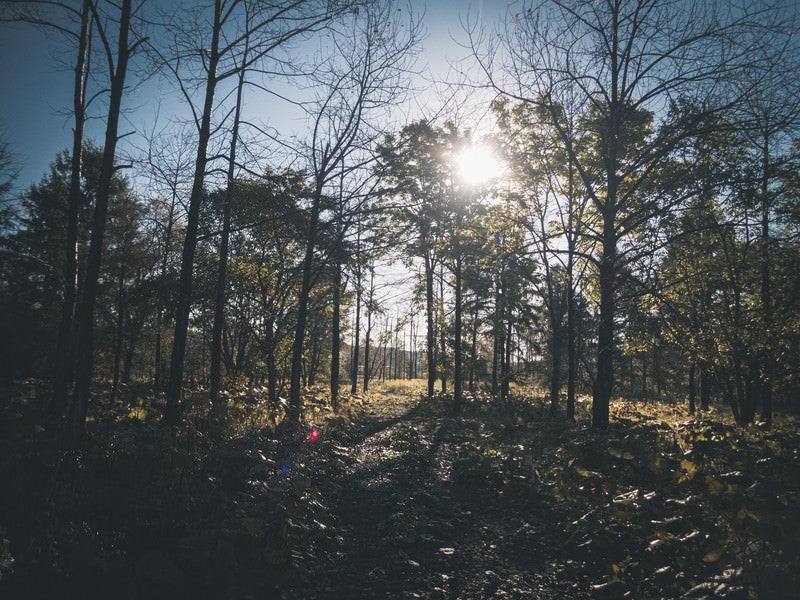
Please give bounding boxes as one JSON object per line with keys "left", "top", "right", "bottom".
{"left": 282, "top": 394, "right": 575, "bottom": 599}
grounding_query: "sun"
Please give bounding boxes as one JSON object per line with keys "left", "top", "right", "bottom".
{"left": 454, "top": 143, "right": 502, "bottom": 187}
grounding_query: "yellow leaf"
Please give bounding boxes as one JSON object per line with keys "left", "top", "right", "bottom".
{"left": 680, "top": 459, "right": 698, "bottom": 480}
{"left": 702, "top": 547, "right": 723, "bottom": 563}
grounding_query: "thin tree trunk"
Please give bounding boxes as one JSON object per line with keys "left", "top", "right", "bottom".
{"left": 760, "top": 142, "right": 773, "bottom": 424}
{"left": 363, "top": 268, "right": 374, "bottom": 393}
{"left": 566, "top": 268, "right": 576, "bottom": 421}
{"left": 438, "top": 265, "right": 447, "bottom": 394}
{"left": 502, "top": 319, "right": 512, "bottom": 402}
{"left": 52, "top": 0, "right": 90, "bottom": 420}
{"left": 492, "top": 287, "right": 501, "bottom": 398}
{"left": 550, "top": 323, "right": 562, "bottom": 414}
{"left": 424, "top": 251, "right": 436, "bottom": 398}
{"left": 700, "top": 363, "right": 711, "bottom": 411}
{"left": 469, "top": 299, "right": 478, "bottom": 393}
{"left": 453, "top": 247, "right": 463, "bottom": 412}
{"left": 641, "top": 352, "right": 647, "bottom": 401}
{"left": 210, "top": 48, "right": 247, "bottom": 408}
{"left": 165, "top": 0, "right": 222, "bottom": 427}
{"left": 153, "top": 200, "right": 175, "bottom": 390}
{"left": 71, "top": 0, "right": 133, "bottom": 444}
{"left": 288, "top": 184, "right": 323, "bottom": 420}
{"left": 111, "top": 265, "right": 126, "bottom": 404}
{"left": 351, "top": 258, "right": 362, "bottom": 395}
{"left": 331, "top": 259, "right": 342, "bottom": 407}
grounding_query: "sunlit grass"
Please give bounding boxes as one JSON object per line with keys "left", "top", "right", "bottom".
{"left": 369, "top": 378, "right": 427, "bottom": 396}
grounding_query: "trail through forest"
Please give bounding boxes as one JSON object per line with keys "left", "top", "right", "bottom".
{"left": 288, "top": 394, "right": 565, "bottom": 599}
{"left": 2, "top": 386, "right": 799, "bottom": 599}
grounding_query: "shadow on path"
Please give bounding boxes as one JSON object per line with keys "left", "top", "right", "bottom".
{"left": 286, "top": 396, "right": 568, "bottom": 600}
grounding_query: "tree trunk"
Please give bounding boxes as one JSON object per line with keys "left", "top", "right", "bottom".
{"left": 549, "top": 322, "right": 562, "bottom": 414}
{"left": 111, "top": 265, "right": 126, "bottom": 404}
{"left": 641, "top": 352, "right": 647, "bottom": 401}
{"left": 453, "top": 248, "right": 463, "bottom": 412}
{"left": 153, "top": 201, "right": 175, "bottom": 391}
{"left": 700, "top": 363, "right": 711, "bottom": 411}
{"left": 331, "top": 259, "right": 342, "bottom": 407}
{"left": 165, "top": 0, "right": 222, "bottom": 427}
{"left": 70, "top": 0, "right": 133, "bottom": 444}
{"left": 502, "top": 319, "right": 512, "bottom": 402}
{"left": 760, "top": 145, "right": 773, "bottom": 424}
{"left": 593, "top": 205, "right": 617, "bottom": 430}
{"left": 438, "top": 266, "right": 447, "bottom": 394}
{"left": 351, "top": 261, "right": 362, "bottom": 395}
{"left": 52, "top": 0, "right": 90, "bottom": 420}
{"left": 288, "top": 185, "right": 323, "bottom": 420}
{"left": 210, "top": 42, "right": 247, "bottom": 409}
{"left": 424, "top": 251, "right": 436, "bottom": 398}
{"left": 492, "top": 288, "right": 501, "bottom": 398}
{"left": 469, "top": 299, "right": 479, "bottom": 393}
{"left": 363, "top": 269, "right": 374, "bottom": 393}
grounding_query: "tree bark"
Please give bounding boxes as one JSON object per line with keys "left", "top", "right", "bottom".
{"left": 362, "top": 268, "right": 374, "bottom": 393}
{"left": 759, "top": 143, "right": 773, "bottom": 424}
{"left": 351, "top": 254, "right": 362, "bottom": 395}
{"left": 593, "top": 208, "right": 617, "bottom": 430}
{"left": 566, "top": 267, "right": 577, "bottom": 421}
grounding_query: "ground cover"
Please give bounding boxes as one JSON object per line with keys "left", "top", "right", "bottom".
{"left": 1, "top": 382, "right": 798, "bottom": 598}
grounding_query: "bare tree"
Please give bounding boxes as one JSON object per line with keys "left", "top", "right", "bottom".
{"left": 138, "top": 122, "right": 195, "bottom": 390}
{"left": 285, "top": 0, "right": 421, "bottom": 421}
{"left": 2, "top": 0, "right": 93, "bottom": 420}
{"left": 154, "top": 0, "right": 355, "bottom": 427}
{"left": 208, "top": 4, "right": 252, "bottom": 409}
{"left": 70, "top": 0, "right": 147, "bottom": 443}
{"left": 474, "top": 0, "right": 781, "bottom": 428}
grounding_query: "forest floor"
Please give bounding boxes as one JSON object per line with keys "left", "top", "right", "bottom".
{"left": 1, "top": 382, "right": 800, "bottom": 599}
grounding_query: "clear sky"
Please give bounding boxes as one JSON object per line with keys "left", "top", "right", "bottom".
{"left": 0, "top": 0, "right": 510, "bottom": 193}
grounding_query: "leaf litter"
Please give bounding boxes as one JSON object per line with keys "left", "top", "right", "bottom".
{"left": 1, "top": 388, "right": 799, "bottom": 598}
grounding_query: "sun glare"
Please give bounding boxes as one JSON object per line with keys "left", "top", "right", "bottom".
{"left": 455, "top": 144, "right": 502, "bottom": 187}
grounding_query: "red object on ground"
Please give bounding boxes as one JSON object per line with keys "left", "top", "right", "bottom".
{"left": 309, "top": 429, "right": 320, "bottom": 442}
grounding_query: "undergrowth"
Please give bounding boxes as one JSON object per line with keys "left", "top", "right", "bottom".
{"left": 0, "top": 380, "right": 797, "bottom": 599}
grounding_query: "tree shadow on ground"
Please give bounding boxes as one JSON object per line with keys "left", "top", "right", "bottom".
{"left": 287, "top": 397, "right": 570, "bottom": 599}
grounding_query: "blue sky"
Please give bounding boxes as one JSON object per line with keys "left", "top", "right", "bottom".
{"left": 0, "top": 0, "right": 510, "bottom": 193}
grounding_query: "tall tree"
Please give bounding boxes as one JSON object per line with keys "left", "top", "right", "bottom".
{"left": 139, "top": 125, "right": 194, "bottom": 390}
{"left": 476, "top": 0, "right": 779, "bottom": 428}
{"left": 734, "top": 27, "right": 800, "bottom": 424}
{"left": 377, "top": 120, "right": 450, "bottom": 399}
{"left": 158, "top": 0, "right": 351, "bottom": 426}
{"left": 70, "top": 0, "right": 143, "bottom": 443}
{"left": 494, "top": 97, "right": 592, "bottom": 419}
{"left": 208, "top": 5, "right": 251, "bottom": 409}
{"left": 287, "top": 0, "right": 420, "bottom": 420}
{"left": 2, "top": 0, "right": 94, "bottom": 418}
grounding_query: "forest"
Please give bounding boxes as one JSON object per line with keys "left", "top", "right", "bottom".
{"left": 1, "top": 0, "right": 799, "bottom": 598}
